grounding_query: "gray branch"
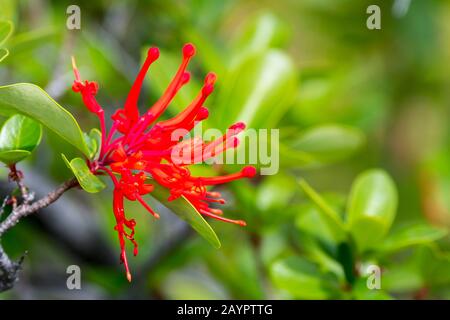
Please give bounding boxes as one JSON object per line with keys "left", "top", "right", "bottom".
{"left": 0, "top": 245, "right": 23, "bottom": 292}
{"left": 0, "top": 177, "right": 78, "bottom": 292}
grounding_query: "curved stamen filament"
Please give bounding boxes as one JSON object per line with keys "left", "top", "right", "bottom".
{"left": 124, "top": 47, "right": 160, "bottom": 123}
{"left": 195, "top": 166, "right": 256, "bottom": 186}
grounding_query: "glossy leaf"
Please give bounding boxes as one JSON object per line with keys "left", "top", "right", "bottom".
{"left": 295, "top": 193, "right": 346, "bottom": 245}
{"left": 347, "top": 169, "right": 398, "bottom": 252}
{"left": 149, "top": 184, "right": 221, "bottom": 249}
{"left": 0, "top": 114, "right": 42, "bottom": 151}
{"left": 83, "top": 128, "right": 102, "bottom": 160}
{"left": 298, "top": 179, "right": 347, "bottom": 242}
{"left": 62, "top": 154, "right": 105, "bottom": 193}
{"left": 0, "top": 114, "right": 42, "bottom": 164}
{"left": 0, "top": 83, "right": 90, "bottom": 155}
{"left": 380, "top": 223, "right": 448, "bottom": 253}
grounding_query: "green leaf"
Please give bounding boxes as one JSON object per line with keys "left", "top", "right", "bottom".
{"left": 0, "top": 83, "right": 90, "bottom": 156}
{"left": 298, "top": 179, "right": 346, "bottom": 242}
{"left": 214, "top": 49, "right": 297, "bottom": 130}
{"left": 0, "top": 114, "right": 42, "bottom": 164}
{"left": 0, "top": 48, "right": 9, "bottom": 62}
{"left": 347, "top": 169, "right": 398, "bottom": 252}
{"left": 83, "top": 128, "right": 102, "bottom": 160}
{"left": 0, "top": 114, "right": 42, "bottom": 151}
{"left": 0, "top": 20, "right": 13, "bottom": 46}
{"left": 281, "top": 125, "right": 365, "bottom": 168}
{"left": 0, "top": 150, "right": 30, "bottom": 165}
{"left": 149, "top": 184, "right": 221, "bottom": 249}
{"left": 301, "top": 239, "right": 345, "bottom": 282}
{"left": 295, "top": 193, "right": 346, "bottom": 245}
{"left": 61, "top": 154, "right": 105, "bottom": 193}
{"left": 380, "top": 223, "right": 448, "bottom": 253}
{"left": 270, "top": 256, "right": 339, "bottom": 299}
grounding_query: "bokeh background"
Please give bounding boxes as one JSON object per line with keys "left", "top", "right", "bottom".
{"left": 0, "top": 0, "right": 449, "bottom": 299}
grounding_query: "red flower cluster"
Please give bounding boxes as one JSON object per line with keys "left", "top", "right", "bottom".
{"left": 72, "top": 44, "right": 256, "bottom": 281}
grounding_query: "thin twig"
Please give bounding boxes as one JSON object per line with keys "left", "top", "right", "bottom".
{"left": 0, "top": 196, "right": 9, "bottom": 220}
{"left": 9, "top": 164, "right": 34, "bottom": 204}
{"left": 0, "top": 178, "right": 78, "bottom": 237}
{"left": 0, "top": 177, "right": 78, "bottom": 292}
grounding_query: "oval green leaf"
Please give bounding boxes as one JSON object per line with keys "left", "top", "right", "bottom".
{"left": 0, "top": 114, "right": 42, "bottom": 151}
{"left": 62, "top": 154, "right": 105, "bottom": 193}
{"left": 149, "top": 184, "right": 221, "bottom": 249}
{"left": 83, "top": 128, "right": 102, "bottom": 160}
{"left": 0, "top": 83, "right": 90, "bottom": 156}
{"left": 0, "top": 114, "right": 42, "bottom": 164}
{"left": 347, "top": 169, "right": 398, "bottom": 252}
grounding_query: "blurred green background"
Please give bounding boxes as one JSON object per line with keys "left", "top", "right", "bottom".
{"left": 0, "top": 0, "right": 449, "bottom": 299}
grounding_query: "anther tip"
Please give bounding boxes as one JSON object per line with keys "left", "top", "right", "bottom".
{"left": 242, "top": 166, "right": 257, "bottom": 178}
{"left": 71, "top": 56, "right": 77, "bottom": 69}
{"left": 183, "top": 43, "right": 196, "bottom": 58}
{"left": 237, "top": 220, "right": 247, "bottom": 227}
{"left": 126, "top": 272, "right": 132, "bottom": 282}
{"left": 197, "top": 107, "right": 209, "bottom": 120}
{"left": 71, "top": 56, "right": 81, "bottom": 82}
{"left": 205, "top": 72, "right": 217, "bottom": 85}
{"left": 229, "top": 122, "right": 246, "bottom": 132}
{"left": 147, "top": 47, "right": 160, "bottom": 60}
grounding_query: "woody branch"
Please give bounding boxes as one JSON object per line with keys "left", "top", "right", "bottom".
{"left": 0, "top": 165, "right": 78, "bottom": 292}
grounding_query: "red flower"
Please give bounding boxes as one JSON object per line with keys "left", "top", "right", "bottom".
{"left": 71, "top": 44, "right": 256, "bottom": 281}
